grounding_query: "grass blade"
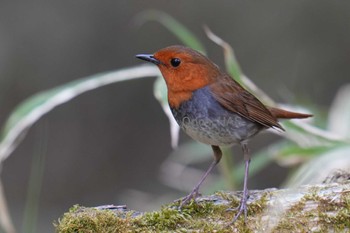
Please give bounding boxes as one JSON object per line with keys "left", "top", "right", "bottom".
{"left": 0, "top": 65, "right": 159, "bottom": 233}
{"left": 284, "top": 145, "right": 350, "bottom": 187}
{"left": 22, "top": 122, "right": 48, "bottom": 233}
{"left": 204, "top": 25, "right": 275, "bottom": 106}
{"left": 0, "top": 65, "right": 159, "bottom": 163}
{"left": 153, "top": 76, "right": 180, "bottom": 148}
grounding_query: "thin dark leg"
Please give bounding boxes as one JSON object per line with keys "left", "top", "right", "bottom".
{"left": 180, "top": 145, "right": 222, "bottom": 208}
{"left": 232, "top": 143, "right": 251, "bottom": 223}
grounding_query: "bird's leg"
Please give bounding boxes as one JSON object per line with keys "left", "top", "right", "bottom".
{"left": 179, "top": 145, "right": 222, "bottom": 208}
{"left": 230, "top": 143, "right": 251, "bottom": 223}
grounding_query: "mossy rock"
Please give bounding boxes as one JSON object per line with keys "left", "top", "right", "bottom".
{"left": 55, "top": 182, "right": 350, "bottom": 232}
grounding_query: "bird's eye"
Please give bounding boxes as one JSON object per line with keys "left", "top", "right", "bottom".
{"left": 170, "top": 58, "right": 181, "bottom": 67}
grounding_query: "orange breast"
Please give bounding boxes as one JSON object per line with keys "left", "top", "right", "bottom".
{"left": 168, "top": 90, "right": 193, "bottom": 109}
{"left": 163, "top": 66, "right": 218, "bottom": 109}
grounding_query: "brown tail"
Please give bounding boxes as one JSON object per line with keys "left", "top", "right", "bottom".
{"left": 268, "top": 107, "right": 313, "bottom": 119}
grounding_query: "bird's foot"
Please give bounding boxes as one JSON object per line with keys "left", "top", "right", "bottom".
{"left": 226, "top": 192, "right": 249, "bottom": 224}
{"left": 177, "top": 188, "right": 201, "bottom": 209}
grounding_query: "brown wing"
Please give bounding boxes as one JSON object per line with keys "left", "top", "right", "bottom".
{"left": 209, "top": 74, "right": 284, "bottom": 130}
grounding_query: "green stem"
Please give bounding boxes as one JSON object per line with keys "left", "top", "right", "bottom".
{"left": 218, "top": 147, "right": 236, "bottom": 190}
{"left": 22, "top": 121, "right": 48, "bottom": 233}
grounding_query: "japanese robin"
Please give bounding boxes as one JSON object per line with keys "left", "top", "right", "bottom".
{"left": 136, "top": 45, "right": 312, "bottom": 222}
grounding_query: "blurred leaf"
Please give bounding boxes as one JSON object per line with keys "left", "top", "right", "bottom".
{"left": 153, "top": 76, "right": 168, "bottom": 106}
{"left": 0, "top": 65, "right": 159, "bottom": 163}
{"left": 163, "top": 141, "right": 212, "bottom": 165}
{"left": 219, "top": 147, "right": 236, "bottom": 190}
{"left": 204, "top": 25, "right": 275, "bottom": 106}
{"left": 0, "top": 65, "right": 160, "bottom": 233}
{"left": 234, "top": 146, "right": 275, "bottom": 183}
{"left": 160, "top": 141, "right": 272, "bottom": 191}
{"left": 135, "top": 10, "right": 206, "bottom": 53}
{"left": 203, "top": 26, "right": 242, "bottom": 82}
{"left": 328, "top": 83, "right": 350, "bottom": 139}
{"left": 153, "top": 76, "right": 180, "bottom": 148}
{"left": 23, "top": 123, "right": 47, "bottom": 233}
{"left": 159, "top": 142, "right": 215, "bottom": 193}
{"left": 284, "top": 145, "right": 350, "bottom": 188}
{"left": 281, "top": 120, "right": 347, "bottom": 147}
{"left": 271, "top": 141, "right": 336, "bottom": 166}
{"left": 283, "top": 84, "right": 350, "bottom": 187}
{"left": 210, "top": 143, "right": 277, "bottom": 191}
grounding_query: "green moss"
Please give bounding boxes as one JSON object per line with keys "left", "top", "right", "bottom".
{"left": 135, "top": 206, "right": 188, "bottom": 231}
{"left": 248, "top": 192, "right": 269, "bottom": 216}
{"left": 316, "top": 191, "right": 350, "bottom": 232}
{"left": 54, "top": 205, "right": 132, "bottom": 233}
{"left": 55, "top": 188, "right": 350, "bottom": 232}
{"left": 214, "top": 190, "right": 238, "bottom": 202}
{"left": 55, "top": 198, "right": 258, "bottom": 232}
{"left": 134, "top": 200, "right": 234, "bottom": 232}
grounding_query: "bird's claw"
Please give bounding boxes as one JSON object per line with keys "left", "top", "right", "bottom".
{"left": 231, "top": 201, "right": 248, "bottom": 223}
{"left": 226, "top": 193, "right": 249, "bottom": 224}
{"left": 177, "top": 188, "right": 201, "bottom": 209}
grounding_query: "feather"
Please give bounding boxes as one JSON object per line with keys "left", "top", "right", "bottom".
{"left": 210, "top": 74, "right": 284, "bottom": 130}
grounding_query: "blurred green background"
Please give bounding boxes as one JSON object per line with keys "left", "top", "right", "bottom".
{"left": 1, "top": 1, "right": 350, "bottom": 232}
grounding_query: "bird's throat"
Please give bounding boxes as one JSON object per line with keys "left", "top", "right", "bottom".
{"left": 168, "top": 90, "right": 193, "bottom": 109}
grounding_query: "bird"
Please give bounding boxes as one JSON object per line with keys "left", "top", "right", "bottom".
{"left": 136, "top": 45, "right": 312, "bottom": 223}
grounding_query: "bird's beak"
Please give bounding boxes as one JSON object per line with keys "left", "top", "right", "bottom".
{"left": 136, "top": 54, "right": 161, "bottom": 65}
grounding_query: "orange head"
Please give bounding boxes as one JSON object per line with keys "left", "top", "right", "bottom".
{"left": 136, "top": 45, "right": 222, "bottom": 108}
